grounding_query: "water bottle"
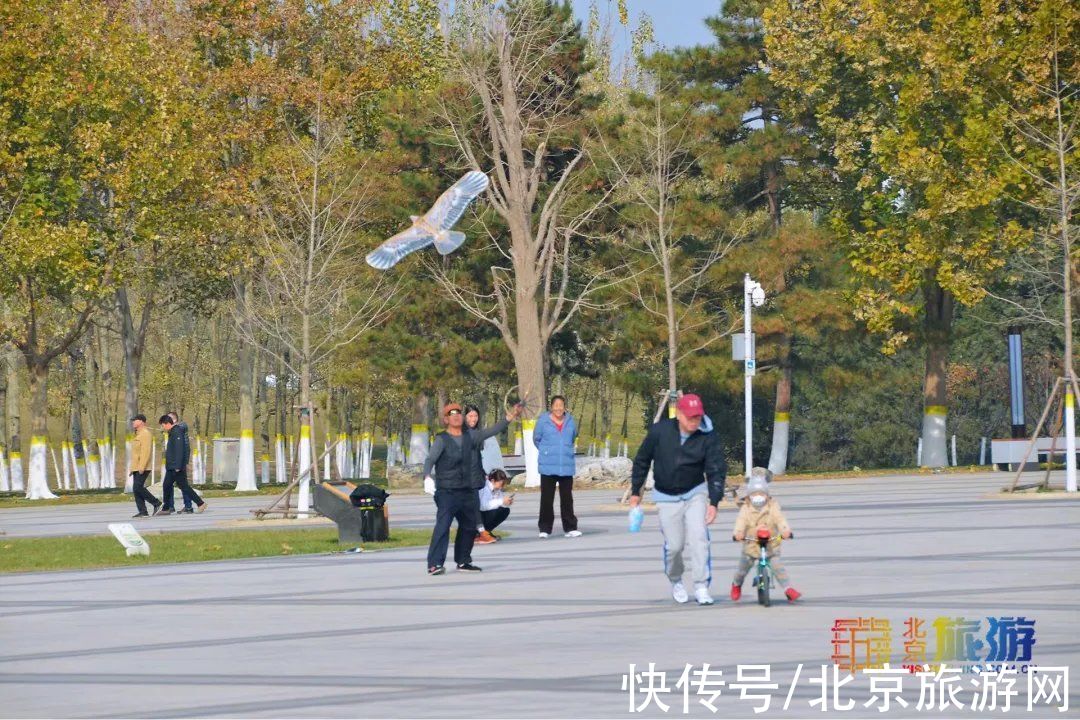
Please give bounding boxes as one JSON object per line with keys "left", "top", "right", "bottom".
{"left": 628, "top": 505, "right": 644, "bottom": 533}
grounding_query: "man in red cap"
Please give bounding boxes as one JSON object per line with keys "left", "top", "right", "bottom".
{"left": 630, "top": 393, "right": 727, "bottom": 605}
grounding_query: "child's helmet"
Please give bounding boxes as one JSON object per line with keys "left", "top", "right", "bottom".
{"left": 746, "top": 467, "right": 772, "bottom": 496}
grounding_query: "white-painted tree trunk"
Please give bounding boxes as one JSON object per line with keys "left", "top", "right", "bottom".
{"left": 602, "top": 434, "right": 611, "bottom": 459}
{"left": 297, "top": 424, "right": 312, "bottom": 517}
{"left": 49, "top": 445, "right": 62, "bottom": 490}
{"left": 236, "top": 429, "right": 257, "bottom": 491}
{"left": 359, "top": 433, "right": 371, "bottom": 479}
{"left": 1066, "top": 389, "right": 1077, "bottom": 492}
{"left": 522, "top": 420, "right": 539, "bottom": 487}
{"left": 74, "top": 448, "right": 86, "bottom": 490}
{"left": 99, "top": 438, "right": 114, "bottom": 488}
{"left": 191, "top": 441, "right": 203, "bottom": 485}
{"left": 261, "top": 453, "right": 270, "bottom": 486}
{"left": 767, "top": 413, "right": 790, "bottom": 476}
{"left": 57, "top": 444, "right": 69, "bottom": 490}
{"left": 275, "top": 434, "right": 286, "bottom": 484}
{"left": 335, "top": 434, "right": 347, "bottom": 478}
{"left": 386, "top": 433, "right": 398, "bottom": 468}
{"left": 407, "top": 424, "right": 429, "bottom": 466}
{"left": 0, "top": 450, "right": 9, "bottom": 491}
{"left": 123, "top": 436, "right": 133, "bottom": 492}
{"left": 920, "top": 408, "right": 948, "bottom": 468}
{"left": 85, "top": 440, "right": 100, "bottom": 488}
{"left": 9, "top": 451, "right": 24, "bottom": 491}
{"left": 513, "top": 431, "right": 523, "bottom": 455}
{"left": 25, "top": 437, "right": 57, "bottom": 499}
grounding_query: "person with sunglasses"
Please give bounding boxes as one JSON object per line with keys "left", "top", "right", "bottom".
{"left": 423, "top": 401, "right": 521, "bottom": 575}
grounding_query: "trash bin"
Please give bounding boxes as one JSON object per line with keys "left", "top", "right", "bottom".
{"left": 314, "top": 481, "right": 391, "bottom": 544}
{"left": 213, "top": 437, "right": 240, "bottom": 485}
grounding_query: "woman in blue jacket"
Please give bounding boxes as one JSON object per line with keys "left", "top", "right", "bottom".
{"left": 532, "top": 395, "right": 581, "bottom": 538}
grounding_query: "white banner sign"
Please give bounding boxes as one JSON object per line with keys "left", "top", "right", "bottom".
{"left": 108, "top": 523, "right": 151, "bottom": 557}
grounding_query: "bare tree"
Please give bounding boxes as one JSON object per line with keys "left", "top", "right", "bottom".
{"left": 988, "top": 29, "right": 1079, "bottom": 491}
{"left": 433, "top": 0, "right": 626, "bottom": 415}
{"left": 238, "top": 102, "right": 398, "bottom": 511}
{"left": 601, "top": 89, "right": 744, "bottom": 396}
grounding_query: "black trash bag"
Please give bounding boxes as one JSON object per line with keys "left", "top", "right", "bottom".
{"left": 349, "top": 483, "right": 389, "bottom": 510}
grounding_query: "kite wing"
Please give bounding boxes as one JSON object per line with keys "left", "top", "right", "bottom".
{"left": 424, "top": 171, "right": 489, "bottom": 231}
{"left": 365, "top": 225, "right": 435, "bottom": 270}
{"left": 365, "top": 171, "right": 488, "bottom": 270}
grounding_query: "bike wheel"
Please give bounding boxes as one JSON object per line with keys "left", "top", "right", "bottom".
{"left": 757, "top": 570, "right": 770, "bottom": 606}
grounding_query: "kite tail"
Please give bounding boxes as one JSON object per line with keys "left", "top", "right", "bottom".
{"left": 434, "top": 231, "right": 466, "bottom": 255}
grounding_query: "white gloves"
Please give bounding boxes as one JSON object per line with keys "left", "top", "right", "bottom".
{"left": 423, "top": 476, "right": 435, "bottom": 495}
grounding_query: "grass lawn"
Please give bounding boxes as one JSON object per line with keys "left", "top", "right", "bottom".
{"left": 0, "top": 478, "right": 391, "bottom": 509}
{"left": 0, "top": 526, "right": 430, "bottom": 574}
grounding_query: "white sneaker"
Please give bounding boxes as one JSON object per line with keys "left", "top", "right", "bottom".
{"left": 695, "top": 588, "right": 715, "bottom": 606}
{"left": 565, "top": 530, "right": 582, "bottom": 538}
{"left": 671, "top": 582, "right": 689, "bottom": 604}
{"left": 538, "top": 532, "right": 549, "bottom": 539}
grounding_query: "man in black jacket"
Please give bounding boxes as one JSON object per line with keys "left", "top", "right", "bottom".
{"left": 422, "top": 402, "right": 520, "bottom": 575}
{"left": 630, "top": 394, "right": 726, "bottom": 605}
{"left": 158, "top": 415, "right": 206, "bottom": 515}
{"left": 167, "top": 411, "right": 198, "bottom": 513}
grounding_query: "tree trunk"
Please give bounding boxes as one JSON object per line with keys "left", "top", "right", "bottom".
{"left": 0, "top": 353, "right": 8, "bottom": 491}
{"left": 7, "top": 347, "right": 23, "bottom": 492}
{"left": 662, "top": 247, "right": 678, "bottom": 394}
{"left": 24, "top": 359, "right": 57, "bottom": 499}
{"left": 236, "top": 284, "right": 257, "bottom": 491}
{"left": 68, "top": 354, "right": 86, "bottom": 489}
{"left": 764, "top": 161, "right": 793, "bottom": 476}
{"left": 921, "top": 281, "right": 954, "bottom": 468}
{"left": 408, "top": 393, "right": 430, "bottom": 465}
{"left": 94, "top": 329, "right": 115, "bottom": 488}
{"left": 116, "top": 288, "right": 150, "bottom": 422}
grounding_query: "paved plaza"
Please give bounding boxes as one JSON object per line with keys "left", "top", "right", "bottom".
{"left": 1, "top": 472, "right": 1077, "bottom": 718}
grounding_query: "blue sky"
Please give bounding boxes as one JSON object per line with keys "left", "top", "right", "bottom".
{"left": 568, "top": 0, "right": 719, "bottom": 52}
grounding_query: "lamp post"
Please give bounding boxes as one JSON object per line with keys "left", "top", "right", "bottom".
{"left": 743, "top": 274, "right": 765, "bottom": 476}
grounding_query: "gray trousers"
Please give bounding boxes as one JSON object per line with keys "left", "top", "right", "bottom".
{"left": 657, "top": 491, "right": 711, "bottom": 589}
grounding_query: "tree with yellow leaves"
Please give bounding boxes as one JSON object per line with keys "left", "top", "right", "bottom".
{"left": 764, "top": 0, "right": 1032, "bottom": 467}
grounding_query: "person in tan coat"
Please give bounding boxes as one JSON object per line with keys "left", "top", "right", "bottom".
{"left": 730, "top": 469, "right": 801, "bottom": 602}
{"left": 129, "top": 414, "right": 161, "bottom": 518}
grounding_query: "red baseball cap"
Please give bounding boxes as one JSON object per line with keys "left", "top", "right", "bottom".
{"left": 676, "top": 393, "right": 704, "bottom": 418}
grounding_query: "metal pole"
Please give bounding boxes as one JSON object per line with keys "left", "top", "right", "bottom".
{"left": 744, "top": 274, "right": 753, "bottom": 475}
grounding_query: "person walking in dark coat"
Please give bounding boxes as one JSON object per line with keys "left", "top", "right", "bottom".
{"left": 167, "top": 411, "right": 197, "bottom": 512}
{"left": 158, "top": 415, "right": 206, "bottom": 515}
{"left": 630, "top": 394, "right": 727, "bottom": 606}
{"left": 422, "top": 402, "right": 521, "bottom": 575}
